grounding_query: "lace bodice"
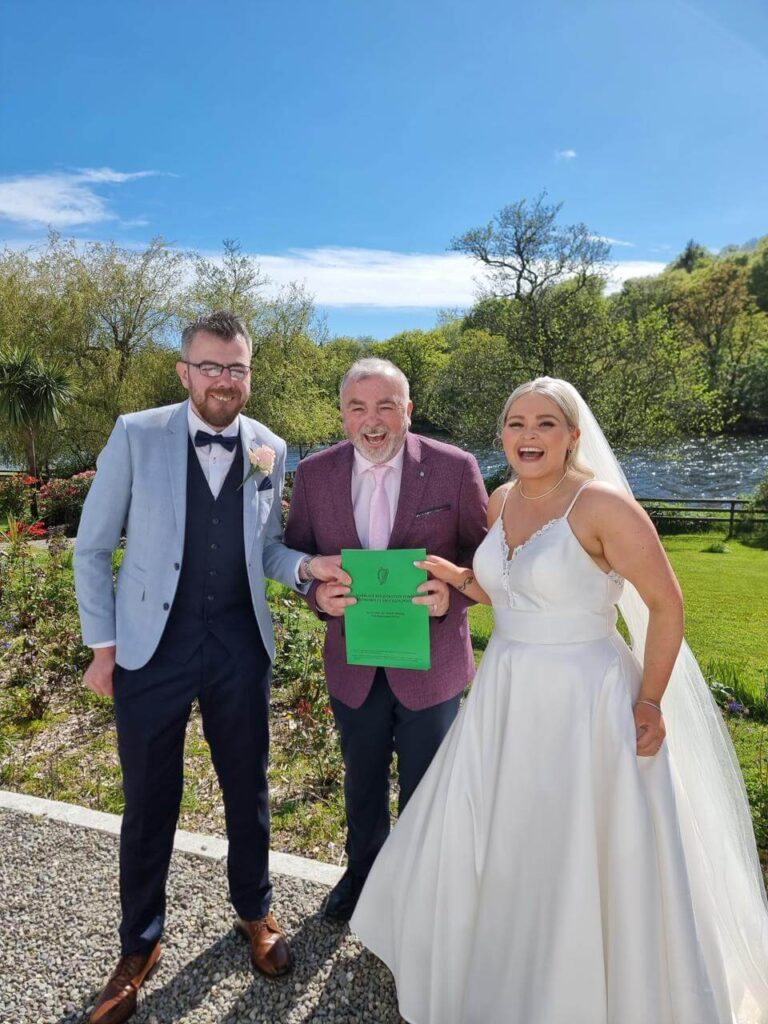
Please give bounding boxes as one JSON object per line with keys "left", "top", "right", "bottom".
{"left": 474, "top": 484, "right": 624, "bottom": 618}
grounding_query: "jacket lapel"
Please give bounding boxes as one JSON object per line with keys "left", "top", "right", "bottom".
{"left": 239, "top": 417, "right": 261, "bottom": 557}
{"left": 164, "top": 401, "right": 190, "bottom": 542}
{"left": 388, "top": 433, "right": 430, "bottom": 549}
{"left": 329, "top": 442, "right": 363, "bottom": 548}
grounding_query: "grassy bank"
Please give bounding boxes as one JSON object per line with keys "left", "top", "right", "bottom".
{"left": 1, "top": 532, "right": 766, "bottom": 871}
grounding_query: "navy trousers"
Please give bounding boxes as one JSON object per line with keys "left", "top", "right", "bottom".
{"left": 330, "top": 668, "right": 461, "bottom": 878}
{"left": 113, "top": 632, "right": 271, "bottom": 955}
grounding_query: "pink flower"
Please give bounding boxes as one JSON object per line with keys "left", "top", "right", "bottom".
{"left": 248, "top": 444, "right": 276, "bottom": 475}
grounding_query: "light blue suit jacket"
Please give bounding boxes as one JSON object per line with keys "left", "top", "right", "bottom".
{"left": 74, "top": 400, "right": 305, "bottom": 670}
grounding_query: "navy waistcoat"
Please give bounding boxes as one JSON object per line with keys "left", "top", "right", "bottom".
{"left": 161, "top": 438, "right": 261, "bottom": 661}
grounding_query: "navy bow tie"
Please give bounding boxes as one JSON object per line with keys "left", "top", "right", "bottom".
{"left": 194, "top": 430, "right": 238, "bottom": 452}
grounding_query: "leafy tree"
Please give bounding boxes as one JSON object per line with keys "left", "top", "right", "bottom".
{"left": 0, "top": 347, "right": 76, "bottom": 476}
{"left": 249, "top": 334, "right": 340, "bottom": 456}
{"left": 609, "top": 272, "right": 685, "bottom": 325}
{"left": 317, "top": 337, "right": 372, "bottom": 399}
{"left": 670, "top": 240, "right": 712, "bottom": 274}
{"left": 179, "top": 238, "right": 269, "bottom": 331}
{"left": 451, "top": 193, "right": 609, "bottom": 300}
{"left": 748, "top": 237, "right": 768, "bottom": 313}
{"left": 430, "top": 330, "right": 522, "bottom": 444}
{"left": 591, "top": 311, "right": 721, "bottom": 445}
{"left": 673, "top": 261, "right": 767, "bottom": 423}
{"left": 77, "top": 238, "right": 185, "bottom": 400}
{"left": 372, "top": 329, "right": 449, "bottom": 421}
{"left": 451, "top": 193, "right": 610, "bottom": 375}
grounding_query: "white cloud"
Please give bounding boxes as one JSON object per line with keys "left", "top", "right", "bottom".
{"left": 604, "top": 260, "right": 668, "bottom": 293}
{"left": 242, "top": 246, "right": 666, "bottom": 307}
{"left": 0, "top": 168, "right": 160, "bottom": 228}
{"left": 256, "top": 248, "right": 479, "bottom": 308}
{"left": 555, "top": 148, "right": 577, "bottom": 161}
{"left": 591, "top": 235, "right": 636, "bottom": 248}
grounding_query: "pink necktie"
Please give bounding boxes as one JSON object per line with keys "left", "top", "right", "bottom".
{"left": 367, "top": 464, "right": 391, "bottom": 549}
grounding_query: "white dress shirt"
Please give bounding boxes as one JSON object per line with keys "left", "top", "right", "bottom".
{"left": 188, "top": 406, "right": 240, "bottom": 498}
{"left": 351, "top": 443, "right": 405, "bottom": 548}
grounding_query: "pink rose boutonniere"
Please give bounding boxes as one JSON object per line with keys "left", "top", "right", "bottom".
{"left": 242, "top": 443, "right": 276, "bottom": 488}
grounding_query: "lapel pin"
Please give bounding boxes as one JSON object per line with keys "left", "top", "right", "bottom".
{"left": 419, "top": 471, "right": 424, "bottom": 477}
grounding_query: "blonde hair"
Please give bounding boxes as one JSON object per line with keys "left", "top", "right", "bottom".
{"left": 499, "top": 376, "right": 594, "bottom": 478}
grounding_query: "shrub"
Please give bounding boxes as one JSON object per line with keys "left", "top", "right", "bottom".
{"left": 270, "top": 589, "right": 343, "bottom": 795}
{"left": 37, "top": 471, "right": 95, "bottom": 533}
{"left": 0, "top": 529, "right": 90, "bottom": 721}
{"left": 0, "top": 474, "right": 34, "bottom": 520}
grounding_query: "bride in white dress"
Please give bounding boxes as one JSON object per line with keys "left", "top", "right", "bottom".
{"left": 350, "top": 378, "right": 768, "bottom": 1024}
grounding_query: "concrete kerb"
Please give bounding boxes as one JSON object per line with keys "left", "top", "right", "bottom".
{"left": 0, "top": 789, "right": 345, "bottom": 887}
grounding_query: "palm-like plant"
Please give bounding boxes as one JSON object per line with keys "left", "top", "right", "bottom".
{"left": 0, "top": 347, "right": 76, "bottom": 477}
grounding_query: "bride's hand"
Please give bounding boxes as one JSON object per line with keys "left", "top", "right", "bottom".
{"left": 634, "top": 702, "right": 666, "bottom": 756}
{"left": 414, "top": 554, "right": 464, "bottom": 588}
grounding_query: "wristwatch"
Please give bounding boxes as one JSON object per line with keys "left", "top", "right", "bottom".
{"left": 299, "top": 555, "right": 316, "bottom": 582}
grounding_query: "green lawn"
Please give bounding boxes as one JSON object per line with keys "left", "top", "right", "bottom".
{"left": 664, "top": 534, "right": 767, "bottom": 678}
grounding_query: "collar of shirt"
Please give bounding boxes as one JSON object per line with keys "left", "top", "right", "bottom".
{"left": 352, "top": 441, "right": 405, "bottom": 478}
{"left": 187, "top": 404, "right": 241, "bottom": 443}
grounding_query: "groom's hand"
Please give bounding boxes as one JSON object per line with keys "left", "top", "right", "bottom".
{"left": 306, "top": 555, "right": 352, "bottom": 585}
{"left": 316, "top": 581, "right": 356, "bottom": 617}
{"left": 83, "top": 647, "right": 116, "bottom": 698}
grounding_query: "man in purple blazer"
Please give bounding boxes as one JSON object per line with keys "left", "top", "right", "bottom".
{"left": 285, "top": 357, "right": 488, "bottom": 921}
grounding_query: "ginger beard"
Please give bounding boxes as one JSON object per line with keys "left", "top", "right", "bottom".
{"left": 176, "top": 330, "right": 251, "bottom": 430}
{"left": 186, "top": 377, "right": 247, "bottom": 429}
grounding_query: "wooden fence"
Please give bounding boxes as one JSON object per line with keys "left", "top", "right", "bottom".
{"left": 637, "top": 497, "right": 768, "bottom": 537}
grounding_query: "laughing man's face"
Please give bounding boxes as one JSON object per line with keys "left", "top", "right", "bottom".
{"left": 341, "top": 373, "right": 412, "bottom": 464}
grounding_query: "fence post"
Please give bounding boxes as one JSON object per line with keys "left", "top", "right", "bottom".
{"left": 728, "top": 501, "right": 736, "bottom": 539}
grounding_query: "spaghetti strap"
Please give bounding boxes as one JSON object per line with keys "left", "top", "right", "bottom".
{"left": 499, "top": 483, "right": 516, "bottom": 515}
{"left": 563, "top": 480, "right": 593, "bottom": 518}
{"left": 491, "top": 482, "right": 516, "bottom": 532}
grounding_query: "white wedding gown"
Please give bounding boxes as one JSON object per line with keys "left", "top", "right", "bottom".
{"left": 351, "top": 484, "right": 756, "bottom": 1024}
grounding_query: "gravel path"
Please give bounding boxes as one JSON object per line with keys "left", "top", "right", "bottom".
{"left": 0, "top": 809, "right": 400, "bottom": 1024}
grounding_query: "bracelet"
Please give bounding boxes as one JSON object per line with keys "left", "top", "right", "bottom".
{"left": 456, "top": 572, "right": 475, "bottom": 593}
{"left": 636, "top": 698, "right": 662, "bottom": 713}
{"left": 300, "top": 555, "right": 316, "bottom": 582}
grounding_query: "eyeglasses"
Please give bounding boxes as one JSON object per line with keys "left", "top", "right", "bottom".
{"left": 183, "top": 361, "right": 252, "bottom": 382}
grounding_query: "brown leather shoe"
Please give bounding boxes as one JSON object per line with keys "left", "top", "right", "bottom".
{"left": 89, "top": 943, "right": 161, "bottom": 1024}
{"left": 235, "top": 912, "right": 293, "bottom": 977}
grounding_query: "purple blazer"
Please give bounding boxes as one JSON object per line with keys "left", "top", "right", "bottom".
{"left": 284, "top": 432, "right": 488, "bottom": 711}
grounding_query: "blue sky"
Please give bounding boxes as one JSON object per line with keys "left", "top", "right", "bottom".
{"left": 1, "top": 0, "right": 766, "bottom": 338}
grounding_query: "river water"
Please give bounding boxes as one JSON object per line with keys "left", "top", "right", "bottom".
{"left": 287, "top": 434, "right": 768, "bottom": 499}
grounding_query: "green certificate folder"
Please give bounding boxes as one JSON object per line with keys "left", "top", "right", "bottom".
{"left": 342, "top": 548, "right": 430, "bottom": 670}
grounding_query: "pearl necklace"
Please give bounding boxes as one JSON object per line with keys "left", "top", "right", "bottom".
{"left": 518, "top": 471, "right": 569, "bottom": 500}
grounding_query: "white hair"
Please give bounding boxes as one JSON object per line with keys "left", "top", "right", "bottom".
{"left": 339, "top": 358, "right": 411, "bottom": 404}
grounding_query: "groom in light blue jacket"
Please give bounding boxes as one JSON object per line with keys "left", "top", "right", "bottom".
{"left": 75, "top": 311, "right": 345, "bottom": 1024}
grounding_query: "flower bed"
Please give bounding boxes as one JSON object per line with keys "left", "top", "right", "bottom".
{"left": 37, "top": 471, "right": 95, "bottom": 533}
